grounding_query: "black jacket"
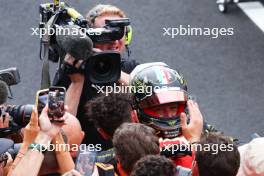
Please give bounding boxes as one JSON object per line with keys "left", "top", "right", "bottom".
{"left": 53, "top": 59, "right": 139, "bottom": 150}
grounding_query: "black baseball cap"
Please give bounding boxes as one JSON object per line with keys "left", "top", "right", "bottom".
{"left": 0, "top": 138, "right": 13, "bottom": 155}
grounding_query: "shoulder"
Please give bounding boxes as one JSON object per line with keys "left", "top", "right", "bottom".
{"left": 121, "top": 59, "right": 140, "bottom": 74}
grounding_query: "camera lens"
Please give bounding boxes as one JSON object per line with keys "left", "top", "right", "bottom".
{"left": 94, "top": 58, "right": 111, "bottom": 75}
{"left": 7, "top": 105, "right": 33, "bottom": 127}
{"left": 87, "top": 52, "right": 121, "bottom": 84}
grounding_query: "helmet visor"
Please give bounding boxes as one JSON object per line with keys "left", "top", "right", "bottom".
{"left": 143, "top": 101, "right": 186, "bottom": 119}
{"left": 140, "top": 90, "right": 188, "bottom": 109}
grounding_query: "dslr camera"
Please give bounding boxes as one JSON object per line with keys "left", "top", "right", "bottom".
{"left": 0, "top": 68, "right": 34, "bottom": 136}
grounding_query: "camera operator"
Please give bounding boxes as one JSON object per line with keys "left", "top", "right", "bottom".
{"left": 54, "top": 4, "right": 139, "bottom": 148}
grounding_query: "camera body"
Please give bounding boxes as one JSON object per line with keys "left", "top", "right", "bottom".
{"left": 0, "top": 67, "right": 20, "bottom": 87}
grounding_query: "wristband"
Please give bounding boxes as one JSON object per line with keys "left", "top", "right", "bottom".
{"left": 28, "top": 143, "right": 48, "bottom": 154}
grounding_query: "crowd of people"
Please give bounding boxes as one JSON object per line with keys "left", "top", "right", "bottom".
{"left": 0, "top": 3, "right": 264, "bottom": 176}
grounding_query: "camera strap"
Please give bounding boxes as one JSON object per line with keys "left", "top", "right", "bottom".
{"left": 40, "top": 14, "right": 59, "bottom": 89}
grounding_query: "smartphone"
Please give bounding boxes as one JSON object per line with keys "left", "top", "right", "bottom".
{"left": 36, "top": 89, "right": 49, "bottom": 115}
{"left": 48, "top": 86, "right": 66, "bottom": 122}
{"left": 75, "top": 150, "right": 97, "bottom": 176}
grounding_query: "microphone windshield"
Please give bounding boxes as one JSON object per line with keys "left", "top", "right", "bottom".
{"left": 56, "top": 25, "right": 93, "bottom": 60}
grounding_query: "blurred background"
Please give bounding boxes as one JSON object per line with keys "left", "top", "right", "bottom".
{"left": 0, "top": 0, "right": 263, "bottom": 141}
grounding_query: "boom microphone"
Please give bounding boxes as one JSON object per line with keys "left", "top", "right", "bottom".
{"left": 56, "top": 25, "right": 93, "bottom": 60}
{"left": 0, "top": 80, "right": 8, "bottom": 104}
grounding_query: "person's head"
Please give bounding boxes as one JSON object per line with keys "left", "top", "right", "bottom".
{"left": 86, "top": 4, "right": 127, "bottom": 53}
{"left": 237, "top": 137, "right": 264, "bottom": 176}
{"left": 113, "top": 123, "right": 160, "bottom": 175}
{"left": 85, "top": 93, "right": 132, "bottom": 139}
{"left": 130, "top": 155, "right": 176, "bottom": 176}
{"left": 195, "top": 132, "right": 240, "bottom": 176}
{"left": 129, "top": 62, "right": 188, "bottom": 139}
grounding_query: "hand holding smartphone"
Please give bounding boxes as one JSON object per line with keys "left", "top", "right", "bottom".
{"left": 36, "top": 87, "right": 66, "bottom": 123}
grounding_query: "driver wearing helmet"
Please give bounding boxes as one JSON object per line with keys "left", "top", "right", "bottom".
{"left": 129, "top": 62, "right": 203, "bottom": 175}
{"left": 129, "top": 62, "right": 189, "bottom": 139}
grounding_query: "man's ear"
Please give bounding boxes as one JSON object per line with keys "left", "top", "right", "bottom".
{"left": 80, "top": 131, "right": 85, "bottom": 141}
{"left": 97, "top": 128, "right": 111, "bottom": 140}
{"left": 130, "top": 110, "right": 139, "bottom": 123}
{"left": 117, "top": 159, "right": 128, "bottom": 176}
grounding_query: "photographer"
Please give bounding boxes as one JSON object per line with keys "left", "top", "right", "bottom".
{"left": 0, "top": 79, "right": 23, "bottom": 143}
{"left": 56, "top": 4, "right": 139, "bottom": 147}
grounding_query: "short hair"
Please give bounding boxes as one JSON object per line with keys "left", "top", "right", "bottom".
{"left": 130, "top": 155, "right": 176, "bottom": 176}
{"left": 195, "top": 133, "right": 240, "bottom": 176}
{"left": 84, "top": 93, "right": 132, "bottom": 137}
{"left": 86, "top": 4, "right": 126, "bottom": 26}
{"left": 113, "top": 123, "right": 160, "bottom": 174}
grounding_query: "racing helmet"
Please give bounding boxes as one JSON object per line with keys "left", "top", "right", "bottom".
{"left": 129, "top": 62, "right": 188, "bottom": 139}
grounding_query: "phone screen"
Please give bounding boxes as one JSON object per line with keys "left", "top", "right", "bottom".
{"left": 75, "top": 150, "right": 97, "bottom": 176}
{"left": 48, "top": 87, "right": 65, "bottom": 122}
{"left": 36, "top": 89, "right": 49, "bottom": 115}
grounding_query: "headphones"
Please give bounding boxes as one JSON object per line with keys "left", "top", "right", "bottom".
{"left": 125, "top": 25, "right": 133, "bottom": 46}
{"left": 87, "top": 5, "right": 133, "bottom": 46}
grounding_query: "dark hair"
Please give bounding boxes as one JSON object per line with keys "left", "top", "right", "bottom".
{"left": 131, "top": 155, "right": 176, "bottom": 176}
{"left": 195, "top": 132, "right": 240, "bottom": 176}
{"left": 85, "top": 93, "right": 132, "bottom": 137}
{"left": 113, "top": 123, "right": 160, "bottom": 174}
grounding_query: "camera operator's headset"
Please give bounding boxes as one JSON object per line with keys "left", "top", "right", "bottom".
{"left": 125, "top": 26, "right": 132, "bottom": 46}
